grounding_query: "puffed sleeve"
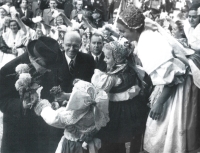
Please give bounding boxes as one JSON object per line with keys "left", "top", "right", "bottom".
{"left": 91, "top": 69, "right": 121, "bottom": 92}
{"left": 150, "top": 58, "right": 186, "bottom": 86}
{"left": 35, "top": 99, "right": 75, "bottom": 129}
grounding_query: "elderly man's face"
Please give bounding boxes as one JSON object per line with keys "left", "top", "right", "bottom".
{"left": 63, "top": 32, "right": 82, "bottom": 59}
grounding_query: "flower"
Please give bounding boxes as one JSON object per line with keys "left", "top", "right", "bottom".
{"left": 15, "top": 64, "right": 30, "bottom": 74}
{"left": 15, "top": 73, "right": 32, "bottom": 91}
{"left": 50, "top": 85, "right": 62, "bottom": 96}
{"left": 15, "top": 79, "right": 29, "bottom": 91}
{"left": 19, "top": 73, "right": 32, "bottom": 84}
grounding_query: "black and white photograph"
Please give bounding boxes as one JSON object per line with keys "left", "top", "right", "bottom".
{"left": 0, "top": 0, "right": 200, "bottom": 153}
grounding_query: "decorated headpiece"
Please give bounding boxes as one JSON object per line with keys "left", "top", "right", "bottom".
{"left": 119, "top": 5, "right": 145, "bottom": 29}
{"left": 106, "top": 41, "right": 130, "bottom": 65}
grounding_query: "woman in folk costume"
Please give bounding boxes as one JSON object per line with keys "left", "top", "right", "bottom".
{"left": 0, "top": 6, "right": 15, "bottom": 69}
{"left": 33, "top": 80, "right": 110, "bottom": 153}
{"left": 115, "top": 4, "right": 200, "bottom": 153}
{"left": 0, "top": 11, "right": 27, "bottom": 57}
{"left": 92, "top": 41, "right": 152, "bottom": 153}
{"left": 0, "top": 5, "right": 11, "bottom": 35}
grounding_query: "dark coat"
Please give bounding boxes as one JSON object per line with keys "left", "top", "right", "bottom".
{"left": 0, "top": 52, "right": 95, "bottom": 153}
{"left": 94, "top": 52, "right": 107, "bottom": 72}
{"left": 90, "top": 18, "right": 104, "bottom": 29}
{"left": 0, "top": 52, "right": 63, "bottom": 153}
{"left": 58, "top": 52, "right": 95, "bottom": 93}
{"left": 16, "top": 8, "right": 34, "bottom": 28}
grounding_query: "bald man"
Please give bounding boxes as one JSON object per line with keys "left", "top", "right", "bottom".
{"left": 45, "top": 31, "right": 95, "bottom": 153}
{"left": 57, "top": 30, "right": 95, "bottom": 93}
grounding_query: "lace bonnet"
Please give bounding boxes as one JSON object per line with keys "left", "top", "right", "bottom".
{"left": 105, "top": 41, "right": 130, "bottom": 65}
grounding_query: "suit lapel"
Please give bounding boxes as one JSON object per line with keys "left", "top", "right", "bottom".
{"left": 58, "top": 53, "right": 70, "bottom": 81}
{"left": 19, "top": 9, "right": 24, "bottom": 17}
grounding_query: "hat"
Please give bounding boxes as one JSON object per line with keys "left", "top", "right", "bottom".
{"left": 0, "top": 5, "right": 9, "bottom": 14}
{"left": 189, "top": 2, "right": 200, "bottom": 11}
{"left": 27, "top": 36, "right": 63, "bottom": 68}
{"left": 93, "top": 8, "right": 103, "bottom": 14}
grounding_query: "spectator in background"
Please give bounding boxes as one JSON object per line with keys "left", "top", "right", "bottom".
{"left": 90, "top": 8, "right": 104, "bottom": 28}
{"left": 108, "top": 8, "right": 118, "bottom": 24}
{"left": 0, "top": 5, "right": 9, "bottom": 33}
{"left": 16, "top": 0, "right": 34, "bottom": 28}
{"left": 80, "top": 31, "right": 90, "bottom": 53}
{"left": 70, "top": 0, "right": 84, "bottom": 22}
{"left": 0, "top": 13, "right": 27, "bottom": 57}
{"left": 42, "top": 0, "right": 64, "bottom": 26}
{"left": 184, "top": 3, "right": 200, "bottom": 52}
{"left": 89, "top": 32, "right": 107, "bottom": 72}
{"left": 82, "top": 0, "right": 108, "bottom": 21}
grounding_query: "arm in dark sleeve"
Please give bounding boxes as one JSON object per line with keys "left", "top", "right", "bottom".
{"left": 0, "top": 53, "right": 30, "bottom": 117}
{"left": 0, "top": 36, "right": 12, "bottom": 54}
{"left": 0, "top": 72, "right": 24, "bottom": 118}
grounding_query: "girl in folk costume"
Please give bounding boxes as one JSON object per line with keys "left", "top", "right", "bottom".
{"left": 92, "top": 41, "right": 151, "bottom": 153}
{"left": 115, "top": 4, "right": 200, "bottom": 153}
{"left": 33, "top": 80, "right": 110, "bottom": 153}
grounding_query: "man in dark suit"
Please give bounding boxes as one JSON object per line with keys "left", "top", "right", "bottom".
{"left": 0, "top": 37, "right": 64, "bottom": 153}
{"left": 42, "top": 0, "right": 64, "bottom": 26}
{"left": 89, "top": 32, "right": 107, "bottom": 72}
{"left": 16, "top": 0, "right": 34, "bottom": 28}
{"left": 58, "top": 30, "right": 95, "bottom": 93}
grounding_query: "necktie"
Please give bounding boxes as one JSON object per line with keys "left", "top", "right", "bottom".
{"left": 95, "top": 56, "right": 98, "bottom": 64}
{"left": 69, "top": 60, "right": 74, "bottom": 75}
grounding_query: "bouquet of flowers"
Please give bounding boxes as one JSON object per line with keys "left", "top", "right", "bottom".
{"left": 50, "top": 85, "right": 68, "bottom": 110}
{"left": 15, "top": 64, "right": 40, "bottom": 109}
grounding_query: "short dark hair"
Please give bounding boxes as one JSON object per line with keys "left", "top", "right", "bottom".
{"left": 19, "top": 0, "right": 28, "bottom": 5}
{"left": 90, "top": 32, "right": 104, "bottom": 42}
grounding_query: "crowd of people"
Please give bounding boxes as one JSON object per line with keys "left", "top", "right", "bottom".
{"left": 0, "top": 0, "right": 199, "bottom": 153}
